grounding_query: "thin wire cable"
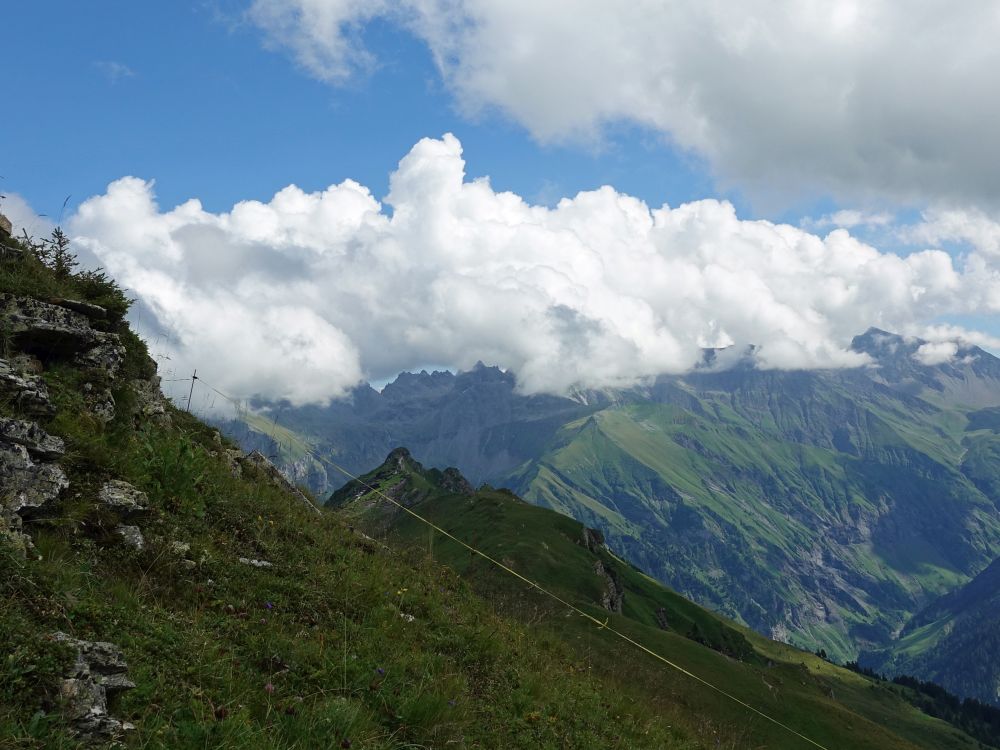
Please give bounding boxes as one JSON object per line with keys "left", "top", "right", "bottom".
{"left": 194, "top": 375, "right": 829, "bottom": 749}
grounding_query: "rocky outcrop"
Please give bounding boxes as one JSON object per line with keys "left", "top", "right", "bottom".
{"left": 0, "top": 293, "right": 103, "bottom": 357}
{"left": 580, "top": 526, "right": 606, "bottom": 553}
{"left": 439, "top": 467, "right": 475, "bottom": 496}
{"left": 0, "top": 294, "right": 128, "bottom": 421}
{"left": 1, "top": 418, "right": 67, "bottom": 556}
{"left": 51, "top": 632, "right": 135, "bottom": 741}
{"left": 593, "top": 559, "right": 624, "bottom": 613}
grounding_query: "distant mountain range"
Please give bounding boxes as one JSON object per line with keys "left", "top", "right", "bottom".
{"left": 219, "top": 328, "right": 1000, "bottom": 691}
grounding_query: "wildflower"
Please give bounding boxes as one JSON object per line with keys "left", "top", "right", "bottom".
{"left": 264, "top": 602, "right": 274, "bottom": 610}
{"left": 448, "top": 699, "right": 456, "bottom": 707}
{"left": 376, "top": 667, "right": 385, "bottom": 676}
{"left": 340, "top": 740, "right": 352, "bottom": 749}
{"left": 264, "top": 682, "right": 275, "bottom": 694}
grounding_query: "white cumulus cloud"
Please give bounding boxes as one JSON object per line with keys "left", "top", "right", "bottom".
{"left": 248, "top": 0, "right": 1000, "bottom": 209}
{"left": 66, "top": 135, "right": 1000, "bottom": 405}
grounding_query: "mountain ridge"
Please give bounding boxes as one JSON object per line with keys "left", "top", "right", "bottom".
{"left": 221, "top": 328, "right": 1000, "bottom": 670}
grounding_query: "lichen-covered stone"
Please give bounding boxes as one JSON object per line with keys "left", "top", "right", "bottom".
{"left": 97, "top": 480, "right": 149, "bottom": 519}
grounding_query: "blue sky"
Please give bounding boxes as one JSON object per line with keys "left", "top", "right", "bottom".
{"left": 4, "top": 2, "right": 726, "bottom": 221}
{"left": 5, "top": 2, "right": 1000, "bottom": 401}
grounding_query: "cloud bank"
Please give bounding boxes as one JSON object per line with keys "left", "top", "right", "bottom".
{"left": 248, "top": 0, "right": 1000, "bottom": 209}
{"left": 68, "top": 135, "right": 1000, "bottom": 405}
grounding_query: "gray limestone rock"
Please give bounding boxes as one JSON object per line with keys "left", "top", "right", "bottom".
{"left": 580, "top": 526, "right": 606, "bottom": 553}
{"left": 97, "top": 480, "right": 149, "bottom": 519}
{"left": 0, "top": 293, "right": 100, "bottom": 356}
{"left": 0, "top": 295, "right": 125, "bottom": 383}
{"left": 75, "top": 332, "right": 126, "bottom": 380}
{"left": 1, "top": 421, "right": 68, "bottom": 556}
{"left": 49, "top": 298, "right": 108, "bottom": 321}
{"left": 0, "top": 358, "right": 55, "bottom": 416}
{"left": 0, "top": 417, "right": 65, "bottom": 460}
{"left": 131, "top": 376, "right": 170, "bottom": 420}
{"left": 51, "top": 632, "right": 135, "bottom": 741}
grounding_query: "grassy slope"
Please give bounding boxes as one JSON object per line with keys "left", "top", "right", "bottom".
{"left": 1, "top": 242, "right": 704, "bottom": 749}
{"left": 866, "top": 551, "right": 1000, "bottom": 705}
{"left": 332, "top": 457, "right": 987, "bottom": 750}
{"left": 517, "top": 384, "right": 1000, "bottom": 660}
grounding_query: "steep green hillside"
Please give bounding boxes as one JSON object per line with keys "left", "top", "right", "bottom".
{"left": 863, "top": 553, "right": 1000, "bottom": 706}
{"left": 0, "top": 232, "right": 706, "bottom": 749}
{"left": 512, "top": 367, "right": 1000, "bottom": 661}
{"left": 329, "top": 448, "right": 996, "bottom": 750}
{"left": 230, "top": 337, "right": 1000, "bottom": 665}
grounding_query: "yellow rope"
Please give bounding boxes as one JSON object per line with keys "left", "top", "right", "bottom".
{"left": 197, "top": 377, "right": 830, "bottom": 749}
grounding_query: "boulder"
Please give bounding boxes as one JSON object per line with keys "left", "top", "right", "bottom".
{"left": 50, "top": 632, "right": 135, "bottom": 741}
{"left": 83, "top": 384, "right": 116, "bottom": 423}
{"left": 0, "top": 212, "right": 11, "bottom": 239}
{"left": 0, "top": 294, "right": 125, "bottom": 380}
